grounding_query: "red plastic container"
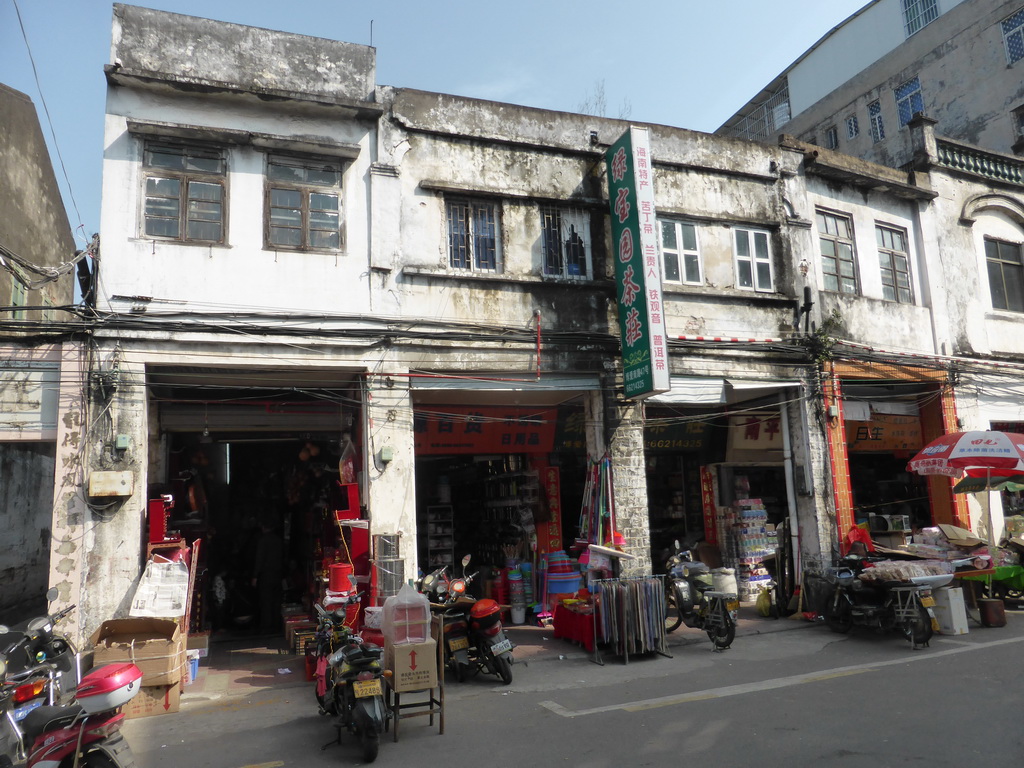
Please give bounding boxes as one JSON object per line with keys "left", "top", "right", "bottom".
{"left": 329, "top": 563, "right": 355, "bottom": 593}
{"left": 77, "top": 662, "right": 143, "bottom": 714}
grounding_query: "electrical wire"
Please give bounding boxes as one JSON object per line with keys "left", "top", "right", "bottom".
{"left": 10, "top": 0, "right": 86, "bottom": 243}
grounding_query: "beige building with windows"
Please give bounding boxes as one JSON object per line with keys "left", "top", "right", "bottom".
{"left": 718, "top": 0, "right": 1024, "bottom": 167}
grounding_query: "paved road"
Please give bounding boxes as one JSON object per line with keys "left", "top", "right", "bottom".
{"left": 122, "top": 613, "right": 1024, "bottom": 767}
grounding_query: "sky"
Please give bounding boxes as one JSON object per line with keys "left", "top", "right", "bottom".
{"left": 1, "top": 0, "right": 869, "bottom": 249}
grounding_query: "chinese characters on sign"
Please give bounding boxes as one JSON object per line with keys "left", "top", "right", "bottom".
{"left": 605, "top": 127, "right": 670, "bottom": 400}
{"left": 413, "top": 406, "right": 557, "bottom": 455}
{"left": 844, "top": 413, "right": 923, "bottom": 452}
{"left": 700, "top": 466, "right": 718, "bottom": 545}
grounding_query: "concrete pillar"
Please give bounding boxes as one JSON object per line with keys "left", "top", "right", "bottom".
{"left": 608, "top": 400, "right": 651, "bottom": 577}
{"left": 48, "top": 343, "right": 89, "bottom": 647}
{"left": 364, "top": 370, "right": 417, "bottom": 584}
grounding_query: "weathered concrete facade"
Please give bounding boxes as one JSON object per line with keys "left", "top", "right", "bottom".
{"left": 33, "top": 4, "right": 1024, "bottom": 645}
{"left": 0, "top": 82, "right": 77, "bottom": 623}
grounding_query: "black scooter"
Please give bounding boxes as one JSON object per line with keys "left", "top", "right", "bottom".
{"left": 313, "top": 599, "right": 390, "bottom": 763}
{"left": 663, "top": 541, "right": 739, "bottom": 650}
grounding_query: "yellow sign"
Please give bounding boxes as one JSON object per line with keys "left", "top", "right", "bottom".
{"left": 845, "top": 412, "right": 922, "bottom": 452}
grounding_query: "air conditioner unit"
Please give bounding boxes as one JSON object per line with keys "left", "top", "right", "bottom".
{"left": 868, "top": 514, "right": 891, "bottom": 532}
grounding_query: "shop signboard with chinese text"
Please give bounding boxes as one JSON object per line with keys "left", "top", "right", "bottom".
{"left": 845, "top": 413, "right": 923, "bottom": 452}
{"left": 700, "top": 466, "right": 718, "bottom": 545}
{"left": 727, "top": 415, "right": 783, "bottom": 452}
{"left": 605, "top": 127, "right": 670, "bottom": 400}
{"left": 413, "top": 405, "right": 557, "bottom": 455}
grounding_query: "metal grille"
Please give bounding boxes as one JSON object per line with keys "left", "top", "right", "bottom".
{"left": 721, "top": 84, "right": 790, "bottom": 142}
{"left": 902, "top": 0, "right": 938, "bottom": 37}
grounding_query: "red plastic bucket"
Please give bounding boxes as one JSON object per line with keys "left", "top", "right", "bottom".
{"left": 329, "top": 563, "right": 355, "bottom": 592}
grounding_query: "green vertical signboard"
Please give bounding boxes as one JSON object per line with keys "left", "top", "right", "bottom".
{"left": 605, "top": 126, "right": 670, "bottom": 399}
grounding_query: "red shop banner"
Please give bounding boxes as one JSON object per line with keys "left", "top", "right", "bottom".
{"left": 700, "top": 466, "right": 718, "bottom": 545}
{"left": 414, "top": 405, "right": 557, "bottom": 455}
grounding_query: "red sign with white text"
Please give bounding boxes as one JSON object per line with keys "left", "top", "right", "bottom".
{"left": 414, "top": 406, "right": 557, "bottom": 455}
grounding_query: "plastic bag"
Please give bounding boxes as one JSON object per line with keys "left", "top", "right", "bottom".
{"left": 756, "top": 587, "right": 773, "bottom": 617}
{"left": 381, "top": 583, "right": 431, "bottom": 644}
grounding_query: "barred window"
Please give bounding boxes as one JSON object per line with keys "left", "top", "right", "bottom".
{"left": 902, "top": 0, "right": 939, "bottom": 37}
{"left": 447, "top": 198, "right": 500, "bottom": 271}
{"left": 540, "top": 206, "right": 590, "bottom": 278}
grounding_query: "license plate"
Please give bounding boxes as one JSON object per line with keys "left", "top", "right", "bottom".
{"left": 13, "top": 699, "right": 43, "bottom": 722}
{"left": 726, "top": 599, "right": 740, "bottom": 612}
{"left": 352, "top": 679, "right": 382, "bottom": 698}
{"left": 448, "top": 636, "right": 469, "bottom": 652}
{"left": 920, "top": 596, "right": 936, "bottom": 608}
{"left": 490, "top": 638, "right": 512, "bottom": 656}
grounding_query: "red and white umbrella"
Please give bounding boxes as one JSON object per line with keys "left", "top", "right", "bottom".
{"left": 906, "top": 430, "right": 1024, "bottom": 556}
{"left": 906, "top": 430, "right": 1024, "bottom": 478}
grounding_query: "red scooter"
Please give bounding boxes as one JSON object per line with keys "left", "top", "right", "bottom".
{"left": 1, "top": 647, "right": 142, "bottom": 767}
{"left": 419, "top": 556, "right": 514, "bottom": 685}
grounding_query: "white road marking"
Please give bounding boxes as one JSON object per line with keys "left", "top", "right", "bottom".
{"left": 539, "top": 634, "right": 1024, "bottom": 717}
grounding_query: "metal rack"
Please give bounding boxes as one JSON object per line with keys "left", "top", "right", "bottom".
{"left": 591, "top": 575, "right": 672, "bottom": 665}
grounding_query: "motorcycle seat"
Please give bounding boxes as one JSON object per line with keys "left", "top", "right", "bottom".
{"left": 21, "top": 703, "right": 83, "bottom": 742}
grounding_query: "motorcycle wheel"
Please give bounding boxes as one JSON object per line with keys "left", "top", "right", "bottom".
{"left": 358, "top": 726, "right": 379, "bottom": 763}
{"left": 664, "top": 588, "right": 684, "bottom": 633}
{"left": 825, "top": 594, "right": 854, "bottom": 634}
{"left": 495, "top": 653, "right": 513, "bottom": 685}
{"left": 908, "top": 605, "right": 934, "bottom": 646}
{"left": 706, "top": 603, "right": 735, "bottom": 649}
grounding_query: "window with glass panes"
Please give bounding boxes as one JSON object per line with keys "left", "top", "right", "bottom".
{"left": 846, "top": 114, "right": 860, "bottom": 140}
{"left": 894, "top": 77, "right": 924, "bottom": 127}
{"left": 447, "top": 198, "right": 500, "bottom": 271}
{"left": 869, "top": 101, "right": 885, "bottom": 143}
{"left": 267, "top": 156, "right": 342, "bottom": 250}
{"left": 876, "top": 224, "right": 913, "bottom": 303}
{"left": 734, "top": 228, "right": 773, "bottom": 292}
{"left": 540, "top": 206, "right": 589, "bottom": 278}
{"left": 143, "top": 142, "right": 225, "bottom": 243}
{"left": 986, "top": 237, "right": 1024, "bottom": 312}
{"left": 1003, "top": 7, "right": 1024, "bottom": 65}
{"left": 659, "top": 220, "right": 702, "bottom": 285}
{"left": 817, "top": 210, "right": 858, "bottom": 295}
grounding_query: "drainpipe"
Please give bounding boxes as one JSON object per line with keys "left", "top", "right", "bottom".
{"left": 779, "top": 394, "right": 802, "bottom": 582}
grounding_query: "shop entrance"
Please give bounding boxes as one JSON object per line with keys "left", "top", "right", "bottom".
{"left": 411, "top": 403, "right": 588, "bottom": 609}
{"left": 147, "top": 366, "right": 363, "bottom": 645}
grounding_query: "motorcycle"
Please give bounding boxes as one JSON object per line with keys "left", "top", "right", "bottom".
{"left": 663, "top": 540, "right": 739, "bottom": 650}
{"left": 0, "top": 628, "right": 142, "bottom": 768}
{"left": 0, "top": 588, "right": 80, "bottom": 720}
{"left": 312, "top": 598, "right": 389, "bottom": 763}
{"left": 419, "top": 556, "right": 514, "bottom": 684}
{"left": 823, "top": 555, "right": 942, "bottom": 648}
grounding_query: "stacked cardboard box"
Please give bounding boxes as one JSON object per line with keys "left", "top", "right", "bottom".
{"left": 90, "top": 617, "right": 184, "bottom": 718}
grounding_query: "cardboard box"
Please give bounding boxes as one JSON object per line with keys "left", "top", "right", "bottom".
{"left": 385, "top": 639, "right": 437, "bottom": 692}
{"left": 123, "top": 682, "right": 181, "bottom": 719}
{"left": 91, "top": 617, "right": 184, "bottom": 686}
{"left": 186, "top": 630, "right": 210, "bottom": 659}
{"left": 932, "top": 586, "right": 969, "bottom": 635}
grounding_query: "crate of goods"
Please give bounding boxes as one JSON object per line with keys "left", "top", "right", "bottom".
{"left": 90, "top": 617, "right": 184, "bottom": 686}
